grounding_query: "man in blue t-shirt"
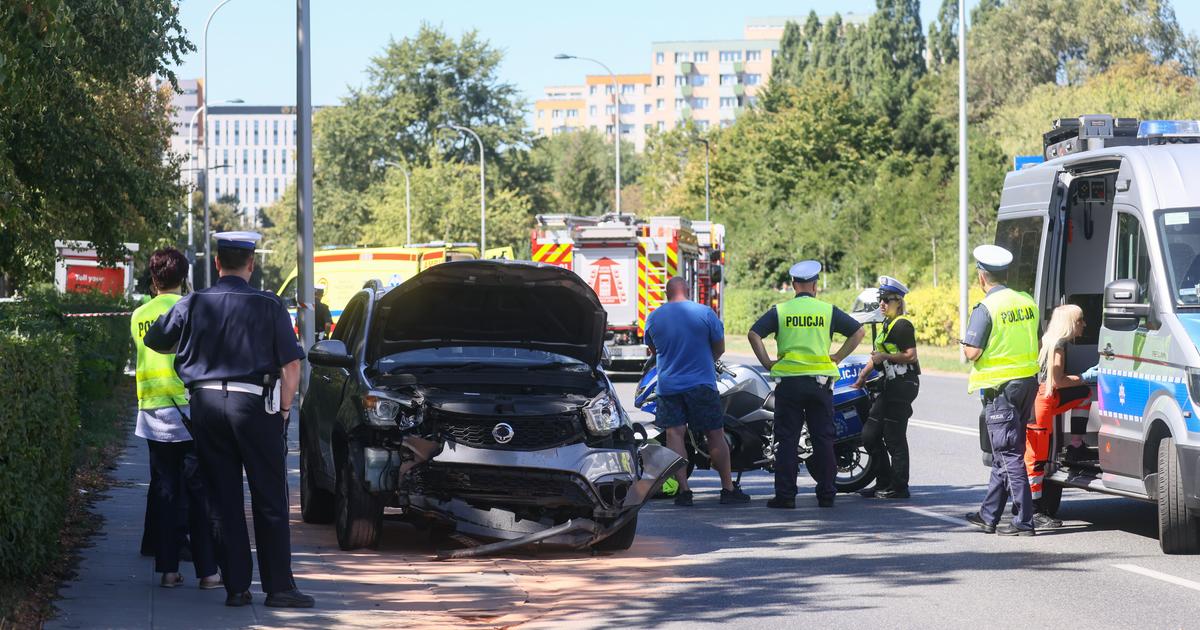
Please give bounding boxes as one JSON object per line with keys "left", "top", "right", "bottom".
{"left": 645, "top": 277, "right": 750, "bottom": 506}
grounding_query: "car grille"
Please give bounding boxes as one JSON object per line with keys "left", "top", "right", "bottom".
{"left": 408, "top": 464, "right": 596, "bottom": 507}
{"left": 432, "top": 410, "right": 585, "bottom": 451}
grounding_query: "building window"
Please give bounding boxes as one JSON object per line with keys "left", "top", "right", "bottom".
{"left": 214, "top": 124, "right": 221, "bottom": 145}
{"left": 537, "top": 110, "right": 544, "bottom": 119}
{"left": 656, "top": 51, "right": 664, "bottom": 64}
{"left": 720, "top": 97, "right": 737, "bottom": 108}
{"left": 233, "top": 121, "right": 240, "bottom": 146}
{"left": 745, "top": 73, "right": 762, "bottom": 86}
{"left": 589, "top": 85, "right": 597, "bottom": 95}
{"left": 693, "top": 97, "right": 708, "bottom": 109}
{"left": 262, "top": 149, "right": 268, "bottom": 172}
{"left": 621, "top": 84, "right": 635, "bottom": 95}
{"left": 696, "top": 120, "right": 710, "bottom": 131}
{"left": 694, "top": 51, "right": 708, "bottom": 63}
{"left": 674, "top": 75, "right": 687, "bottom": 87}
{"left": 605, "top": 104, "right": 615, "bottom": 116}
{"left": 674, "top": 52, "right": 689, "bottom": 62}
{"left": 719, "top": 50, "right": 742, "bottom": 62}
{"left": 691, "top": 74, "right": 707, "bottom": 87}
{"left": 254, "top": 180, "right": 260, "bottom": 204}
{"left": 214, "top": 178, "right": 220, "bottom": 197}
{"left": 242, "top": 149, "right": 248, "bottom": 173}
{"left": 274, "top": 178, "right": 280, "bottom": 199}
{"left": 567, "top": 109, "right": 579, "bottom": 118}
{"left": 655, "top": 75, "right": 665, "bottom": 86}
{"left": 281, "top": 157, "right": 286, "bottom": 175}
{"left": 674, "top": 98, "right": 686, "bottom": 109}
{"left": 605, "top": 124, "right": 614, "bottom": 135}
{"left": 656, "top": 99, "right": 665, "bottom": 109}
{"left": 644, "top": 103, "right": 652, "bottom": 114}
{"left": 720, "top": 74, "right": 738, "bottom": 86}
{"left": 589, "top": 105, "right": 597, "bottom": 116}
{"left": 747, "top": 95, "right": 759, "bottom": 106}
{"left": 253, "top": 120, "right": 259, "bottom": 145}
{"left": 644, "top": 123, "right": 653, "bottom": 133}
{"left": 273, "top": 120, "right": 279, "bottom": 145}
{"left": 746, "top": 50, "right": 762, "bottom": 61}
{"left": 222, "top": 149, "right": 229, "bottom": 170}
{"left": 552, "top": 109, "right": 562, "bottom": 119}
{"left": 771, "top": 49, "right": 779, "bottom": 58}
{"left": 620, "top": 103, "right": 635, "bottom": 115}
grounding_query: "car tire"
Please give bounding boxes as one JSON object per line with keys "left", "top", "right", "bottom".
{"left": 300, "top": 447, "right": 335, "bottom": 524}
{"left": 1039, "top": 480, "right": 1063, "bottom": 517}
{"left": 1157, "top": 437, "right": 1200, "bottom": 554}
{"left": 592, "top": 514, "right": 638, "bottom": 552}
{"left": 335, "top": 453, "right": 383, "bottom": 550}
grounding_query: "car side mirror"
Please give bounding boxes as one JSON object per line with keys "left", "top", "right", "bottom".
{"left": 710, "top": 264, "right": 723, "bottom": 284}
{"left": 309, "top": 339, "right": 354, "bottom": 369}
{"left": 1103, "top": 278, "right": 1150, "bottom": 332}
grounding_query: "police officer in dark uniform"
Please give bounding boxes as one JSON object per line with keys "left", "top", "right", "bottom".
{"left": 747, "top": 261, "right": 865, "bottom": 508}
{"left": 145, "top": 231, "right": 315, "bottom": 607}
{"left": 962, "top": 245, "right": 1040, "bottom": 536}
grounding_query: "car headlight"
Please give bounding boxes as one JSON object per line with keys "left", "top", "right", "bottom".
{"left": 362, "top": 391, "right": 423, "bottom": 429}
{"left": 583, "top": 392, "right": 623, "bottom": 436}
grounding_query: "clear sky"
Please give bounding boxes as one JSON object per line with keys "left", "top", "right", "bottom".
{"left": 173, "top": 0, "right": 1200, "bottom": 110}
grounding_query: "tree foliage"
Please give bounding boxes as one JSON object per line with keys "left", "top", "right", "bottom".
{"left": 0, "top": 0, "right": 192, "bottom": 291}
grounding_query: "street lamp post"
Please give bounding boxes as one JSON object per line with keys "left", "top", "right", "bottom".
{"left": 695, "top": 138, "right": 710, "bottom": 222}
{"left": 202, "top": 0, "right": 237, "bottom": 289}
{"left": 186, "top": 98, "right": 241, "bottom": 288}
{"left": 375, "top": 158, "right": 412, "bottom": 246}
{"left": 442, "top": 124, "right": 486, "bottom": 253}
{"left": 555, "top": 53, "right": 621, "bottom": 217}
{"left": 957, "top": 0, "right": 969, "bottom": 360}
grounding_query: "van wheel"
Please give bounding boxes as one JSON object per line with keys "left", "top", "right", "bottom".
{"left": 300, "top": 447, "right": 335, "bottom": 524}
{"left": 335, "top": 454, "right": 383, "bottom": 550}
{"left": 1039, "top": 481, "right": 1063, "bottom": 517}
{"left": 592, "top": 514, "right": 638, "bottom": 552}
{"left": 1157, "top": 437, "right": 1200, "bottom": 554}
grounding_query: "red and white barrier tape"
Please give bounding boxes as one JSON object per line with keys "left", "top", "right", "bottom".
{"left": 63, "top": 312, "right": 133, "bottom": 318}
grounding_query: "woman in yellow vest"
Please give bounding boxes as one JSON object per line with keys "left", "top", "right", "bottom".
{"left": 962, "top": 245, "right": 1040, "bottom": 536}
{"left": 853, "top": 276, "right": 920, "bottom": 499}
{"left": 131, "top": 248, "right": 220, "bottom": 589}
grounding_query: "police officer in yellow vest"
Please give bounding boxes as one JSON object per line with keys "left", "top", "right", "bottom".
{"left": 131, "top": 248, "right": 220, "bottom": 589}
{"left": 853, "top": 276, "right": 920, "bottom": 499}
{"left": 963, "top": 245, "right": 1040, "bottom": 536}
{"left": 748, "top": 261, "right": 865, "bottom": 508}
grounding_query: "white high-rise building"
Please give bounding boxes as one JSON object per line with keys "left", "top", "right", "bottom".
{"left": 202, "top": 105, "right": 298, "bottom": 223}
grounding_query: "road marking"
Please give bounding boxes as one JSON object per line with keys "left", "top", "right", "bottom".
{"left": 896, "top": 505, "right": 969, "bottom": 527}
{"left": 1113, "top": 564, "right": 1200, "bottom": 593}
{"left": 910, "top": 418, "right": 977, "bottom": 436}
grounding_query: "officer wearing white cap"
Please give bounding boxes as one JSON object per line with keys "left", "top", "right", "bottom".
{"left": 748, "top": 260, "right": 865, "bottom": 508}
{"left": 853, "top": 276, "right": 920, "bottom": 499}
{"left": 145, "top": 231, "right": 315, "bottom": 607}
{"left": 962, "top": 244, "right": 1040, "bottom": 536}
{"left": 313, "top": 283, "right": 332, "bottom": 339}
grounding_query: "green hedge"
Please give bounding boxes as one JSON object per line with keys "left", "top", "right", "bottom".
{"left": 0, "top": 288, "right": 131, "bottom": 580}
{"left": 724, "top": 286, "right": 863, "bottom": 336}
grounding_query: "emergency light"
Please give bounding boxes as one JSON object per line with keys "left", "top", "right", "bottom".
{"left": 1137, "top": 120, "right": 1200, "bottom": 140}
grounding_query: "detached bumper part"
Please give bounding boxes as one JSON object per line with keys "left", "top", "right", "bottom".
{"left": 434, "top": 444, "right": 683, "bottom": 559}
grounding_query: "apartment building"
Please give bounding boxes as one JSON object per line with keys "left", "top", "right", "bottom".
{"left": 167, "top": 78, "right": 204, "bottom": 165}
{"left": 534, "top": 74, "right": 654, "bottom": 151}
{"left": 203, "top": 105, "right": 299, "bottom": 223}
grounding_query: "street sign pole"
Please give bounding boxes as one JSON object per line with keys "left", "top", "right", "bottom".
{"left": 296, "top": 0, "right": 315, "bottom": 394}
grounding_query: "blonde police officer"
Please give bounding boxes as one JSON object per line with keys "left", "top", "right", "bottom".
{"left": 963, "top": 245, "right": 1040, "bottom": 536}
{"left": 748, "top": 261, "right": 865, "bottom": 508}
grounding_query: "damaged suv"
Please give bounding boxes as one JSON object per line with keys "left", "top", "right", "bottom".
{"left": 299, "top": 260, "right": 682, "bottom": 556}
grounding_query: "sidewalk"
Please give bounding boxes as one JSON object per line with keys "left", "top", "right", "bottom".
{"left": 49, "top": 420, "right": 684, "bottom": 629}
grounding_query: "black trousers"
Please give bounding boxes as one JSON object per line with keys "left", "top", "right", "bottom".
{"left": 773, "top": 376, "right": 836, "bottom": 501}
{"left": 190, "top": 388, "right": 295, "bottom": 595}
{"left": 140, "top": 465, "right": 189, "bottom": 557}
{"left": 147, "top": 439, "right": 219, "bottom": 577}
{"left": 861, "top": 375, "right": 920, "bottom": 493}
{"left": 978, "top": 376, "right": 1038, "bottom": 530}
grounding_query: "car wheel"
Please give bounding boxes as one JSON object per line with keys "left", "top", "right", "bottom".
{"left": 1157, "top": 437, "right": 1200, "bottom": 554}
{"left": 592, "top": 514, "right": 638, "bottom": 552}
{"left": 335, "top": 452, "right": 383, "bottom": 550}
{"left": 300, "top": 447, "right": 335, "bottom": 524}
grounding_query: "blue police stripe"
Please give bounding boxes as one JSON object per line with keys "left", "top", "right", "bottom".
{"left": 1097, "top": 370, "right": 1199, "bottom": 433}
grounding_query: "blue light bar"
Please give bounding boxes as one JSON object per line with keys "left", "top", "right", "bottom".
{"left": 1137, "top": 120, "right": 1200, "bottom": 138}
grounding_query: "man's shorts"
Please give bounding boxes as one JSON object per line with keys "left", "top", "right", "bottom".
{"left": 654, "top": 385, "right": 723, "bottom": 432}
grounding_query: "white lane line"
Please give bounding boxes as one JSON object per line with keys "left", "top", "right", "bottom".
{"left": 909, "top": 418, "right": 977, "bottom": 436}
{"left": 896, "top": 505, "right": 969, "bottom": 527}
{"left": 1113, "top": 564, "right": 1200, "bottom": 593}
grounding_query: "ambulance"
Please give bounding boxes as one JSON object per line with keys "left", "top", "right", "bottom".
{"left": 990, "top": 114, "right": 1200, "bottom": 553}
{"left": 531, "top": 214, "right": 720, "bottom": 369}
{"left": 277, "top": 243, "right": 513, "bottom": 326}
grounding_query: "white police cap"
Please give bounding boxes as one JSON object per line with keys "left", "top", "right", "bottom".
{"left": 789, "top": 260, "right": 822, "bottom": 282}
{"left": 877, "top": 275, "right": 909, "bottom": 296}
{"left": 213, "top": 231, "right": 262, "bottom": 251}
{"left": 973, "top": 244, "right": 1013, "bottom": 273}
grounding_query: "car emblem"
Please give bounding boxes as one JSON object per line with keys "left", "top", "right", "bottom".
{"left": 492, "top": 422, "right": 515, "bottom": 444}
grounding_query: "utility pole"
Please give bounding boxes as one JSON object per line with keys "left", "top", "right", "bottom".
{"left": 296, "top": 0, "right": 315, "bottom": 393}
{"left": 957, "top": 0, "right": 969, "bottom": 359}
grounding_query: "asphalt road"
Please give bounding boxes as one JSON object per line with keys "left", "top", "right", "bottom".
{"left": 598, "top": 356, "right": 1200, "bottom": 629}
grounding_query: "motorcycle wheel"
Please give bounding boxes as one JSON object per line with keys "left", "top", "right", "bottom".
{"left": 831, "top": 443, "right": 878, "bottom": 493}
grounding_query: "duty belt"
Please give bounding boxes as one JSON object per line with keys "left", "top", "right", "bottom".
{"left": 192, "top": 380, "right": 265, "bottom": 396}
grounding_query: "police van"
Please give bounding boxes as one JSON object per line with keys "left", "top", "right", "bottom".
{"left": 992, "top": 115, "right": 1200, "bottom": 553}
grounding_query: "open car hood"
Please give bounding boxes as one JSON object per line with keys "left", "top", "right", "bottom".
{"left": 368, "top": 260, "right": 608, "bottom": 366}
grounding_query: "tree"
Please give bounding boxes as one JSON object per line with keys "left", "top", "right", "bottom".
{"left": 530, "top": 131, "right": 612, "bottom": 214}
{"left": 0, "top": 0, "right": 192, "bottom": 291}
{"left": 927, "top": 0, "right": 958, "bottom": 70}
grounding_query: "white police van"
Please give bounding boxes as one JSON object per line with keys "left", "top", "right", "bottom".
{"left": 993, "top": 115, "right": 1200, "bottom": 553}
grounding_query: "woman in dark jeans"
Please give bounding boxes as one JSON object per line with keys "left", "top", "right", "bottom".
{"left": 853, "top": 277, "right": 921, "bottom": 499}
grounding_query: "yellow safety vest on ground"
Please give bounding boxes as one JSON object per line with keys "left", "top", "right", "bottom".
{"left": 772, "top": 296, "right": 840, "bottom": 378}
{"left": 967, "top": 288, "right": 1039, "bottom": 393}
{"left": 131, "top": 294, "right": 188, "bottom": 410}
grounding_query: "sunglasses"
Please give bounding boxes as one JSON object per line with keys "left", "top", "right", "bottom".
{"left": 880, "top": 296, "right": 902, "bottom": 304}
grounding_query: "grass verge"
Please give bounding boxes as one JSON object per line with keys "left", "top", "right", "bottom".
{"left": 723, "top": 336, "right": 968, "bottom": 375}
{"left": 0, "top": 377, "right": 135, "bottom": 628}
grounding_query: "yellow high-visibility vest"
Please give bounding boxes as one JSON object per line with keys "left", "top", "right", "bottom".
{"left": 771, "top": 296, "right": 840, "bottom": 378}
{"left": 876, "top": 314, "right": 913, "bottom": 354}
{"left": 130, "top": 294, "right": 187, "bottom": 410}
{"left": 967, "top": 288, "right": 1039, "bottom": 393}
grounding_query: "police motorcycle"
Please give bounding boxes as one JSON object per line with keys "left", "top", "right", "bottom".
{"left": 632, "top": 292, "right": 889, "bottom": 493}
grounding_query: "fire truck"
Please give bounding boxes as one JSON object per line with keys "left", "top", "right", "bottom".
{"left": 531, "top": 214, "right": 725, "bottom": 369}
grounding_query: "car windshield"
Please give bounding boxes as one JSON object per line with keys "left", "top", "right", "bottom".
{"left": 377, "top": 346, "right": 587, "bottom": 371}
{"left": 1156, "top": 209, "right": 1200, "bottom": 306}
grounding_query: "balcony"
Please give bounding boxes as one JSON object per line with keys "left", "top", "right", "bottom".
{"left": 678, "top": 61, "right": 694, "bottom": 74}
{"left": 678, "top": 85, "right": 694, "bottom": 98}
{"left": 734, "top": 84, "right": 745, "bottom": 97}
